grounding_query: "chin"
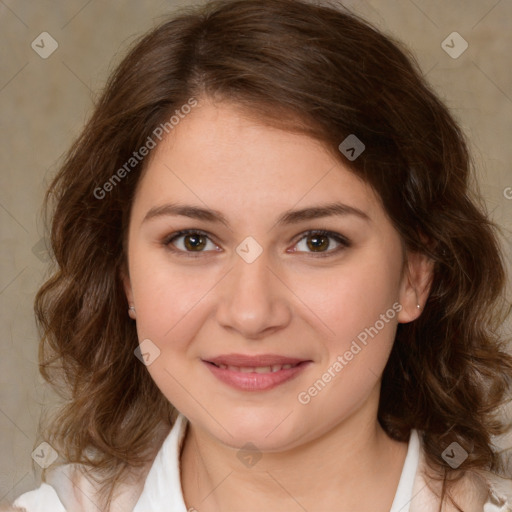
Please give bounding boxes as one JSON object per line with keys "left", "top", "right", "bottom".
{"left": 199, "top": 407, "right": 306, "bottom": 451}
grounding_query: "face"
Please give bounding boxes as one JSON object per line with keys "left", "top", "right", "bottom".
{"left": 123, "top": 99, "right": 428, "bottom": 451}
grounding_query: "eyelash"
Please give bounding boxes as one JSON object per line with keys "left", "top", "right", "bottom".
{"left": 162, "top": 229, "right": 351, "bottom": 259}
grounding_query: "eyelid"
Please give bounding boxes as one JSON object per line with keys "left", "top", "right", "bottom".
{"left": 163, "top": 229, "right": 351, "bottom": 258}
{"left": 289, "top": 230, "right": 351, "bottom": 257}
{"left": 163, "top": 229, "right": 221, "bottom": 257}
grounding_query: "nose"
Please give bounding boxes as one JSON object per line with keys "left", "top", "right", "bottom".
{"left": 215, "top": 246, "right": 292, "bottom": 340}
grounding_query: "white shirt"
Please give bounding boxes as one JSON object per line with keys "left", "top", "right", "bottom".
{"left": 11, "top": 414, "right": 511, "bottom": 512}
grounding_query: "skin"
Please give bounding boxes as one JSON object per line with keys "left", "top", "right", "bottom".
{"left": 123, "top": 98, "right": 433, "bottom": 511}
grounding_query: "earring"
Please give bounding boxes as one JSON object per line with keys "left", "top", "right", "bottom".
{"left": 128, "top": 305, "right": 136, "bottom": 318}
{"left": 416, "top": 304, "right": 421, "bottom": 309}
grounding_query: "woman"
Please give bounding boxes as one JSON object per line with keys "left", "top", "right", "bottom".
{"left": 8, "top": 0, "right": 512, "bottom": 510}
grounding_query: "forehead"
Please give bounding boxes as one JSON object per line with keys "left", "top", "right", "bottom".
{"left": 133, "top": 101, "right": 381, "bottom": 222}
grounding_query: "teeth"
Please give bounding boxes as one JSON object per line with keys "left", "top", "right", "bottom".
{"left": 254, "top": 366, "right": 271, "bottom": 373}
{"left": 213, "top": 363, "right": 298, "bottom": 373}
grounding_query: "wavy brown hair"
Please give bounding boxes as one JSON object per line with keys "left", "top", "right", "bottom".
{"left": 33, "top": 0, "right": 512, "bottom": 509}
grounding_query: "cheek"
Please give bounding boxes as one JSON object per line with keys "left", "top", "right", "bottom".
{"left": 301, "top": 252, "right": 402, "bottom": 345}
{"left": 128, "top": 250, "right": 215, "bottom": 410}
{"left": 294, "top": 268, "right": 401, "bottom": 419}
{"left": 129, "top": 246, "right": 216, "bottom": 342}
{"left": 130, "top": 233, "right": 403, "bottom": 350}
{"left": 302, "top": 249, "right": 403, "bottom": 402}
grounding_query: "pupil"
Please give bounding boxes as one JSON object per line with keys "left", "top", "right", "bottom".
{"left": 308, "top": 235, "right": 329, "bottom": 252}
{"left": 185, "top": 234, "right": 206, "bottom": 251}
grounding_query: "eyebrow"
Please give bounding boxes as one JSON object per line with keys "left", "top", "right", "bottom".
{"left": 142, "top": 201, "right": 370, "bottom": 227}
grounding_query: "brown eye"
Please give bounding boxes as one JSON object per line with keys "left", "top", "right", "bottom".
{"left": 293, "top": 230, "right": 350, "bottom": 256}
{"left": 306, "top": 233, "right": 330, "bottom": 252}
{"left": 183, "top": 233, "right": 207, "bottom": 251}
{"left": 165, "top": 230, "right": 218, "bottom": 255}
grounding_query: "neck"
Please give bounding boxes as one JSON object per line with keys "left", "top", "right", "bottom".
{"left": 180, "top": 388, "right": 408, "bottom": 512}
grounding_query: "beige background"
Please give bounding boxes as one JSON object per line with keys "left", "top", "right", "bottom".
{"left": 1, "top": 0, "right": 511, "bottom": 505}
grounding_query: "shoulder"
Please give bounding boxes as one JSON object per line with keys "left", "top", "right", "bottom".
{"left": 444, "top": 471, "right": 510, "bottom": 512}
{"left": 7, "top": 420, "right": 171, "bottom": 512}
{"left": 411, "top": 469, "right": 510, "bottom": 511}
{"left": 8, "top": 482, "right": 65, "bottom": 512}
{"left": 438, "top": 471, "right": 512, "bottom": 512}
{"left": 411, "top": 433, "right": 512, "bottom": 512}
{"left": 8, "top": 461, "right": 148, "bottom": 512}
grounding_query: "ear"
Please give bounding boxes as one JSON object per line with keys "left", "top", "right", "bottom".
{"left": 397, "top": 250, "right": 434, "bottom": 324}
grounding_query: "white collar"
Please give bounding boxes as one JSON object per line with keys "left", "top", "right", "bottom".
{"left": 133, "top": 414, "right": 421, "bottom": 512}
{"left": 390, "top": 429, "right": 420, "bottom": 512}
{"left": 133, "top": 413, "right": 189, "bottom": 512}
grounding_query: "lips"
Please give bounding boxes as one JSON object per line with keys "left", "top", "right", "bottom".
{"left": 205, "top": 354, "right": 307, "bottom": 367}
{"left": 210, "top": 362, "right": 299, "bottom": 373}
{"left": 203, "top": 354, "right": 311, "bottom": 391}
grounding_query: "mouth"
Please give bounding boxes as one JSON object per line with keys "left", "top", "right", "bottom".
{"left": 208, "top": 361, "right": 301, "bottom": 373}
{"left": 202, "top": 354, "right": 311, "bottom": 391}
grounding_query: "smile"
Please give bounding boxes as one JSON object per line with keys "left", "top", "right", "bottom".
{"left": 202, "top": 354, "right": 311, "bottom": 391}
{"left": 210, "top": 362, "right": 300, "bottom": 373}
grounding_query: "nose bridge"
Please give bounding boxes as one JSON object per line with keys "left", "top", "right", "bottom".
{"left": 215, "top": 240, "right": 291, "bottom": 337}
